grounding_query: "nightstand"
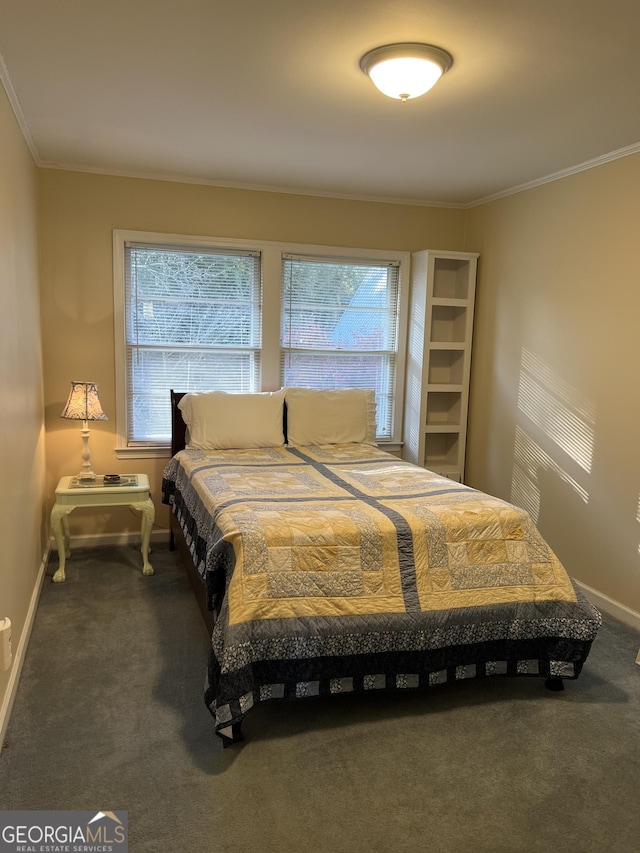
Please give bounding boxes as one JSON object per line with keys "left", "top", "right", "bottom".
{"left": 50, "top": 474, "right": 155, "bottom": 583}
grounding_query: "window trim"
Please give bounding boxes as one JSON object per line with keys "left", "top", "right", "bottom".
{"left": 113, "top": 229, "right": 409, "bottom": 458}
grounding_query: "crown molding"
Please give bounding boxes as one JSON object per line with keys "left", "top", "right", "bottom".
{"left": 37, "top": 159, "right": 465, "bottom": 209}
{"left": 465, "top": 141, "right": 640, "bottom": 208}
{"left": 0, "top": 48, "right": 41, "bottom": 165}
{"left": 37, "top": 140, "right": 640, "bottom": 211}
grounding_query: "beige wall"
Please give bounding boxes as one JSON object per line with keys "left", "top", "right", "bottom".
{"left": 37, "top": 153, "right": 640, "bottom": 618}
{"left": 465, "top": 155, "right": 640, "bottom": 614}
{"left": 0, "top": 85, "right": 47, "bottom": 728}
{"left": 38, "top": 169, "right": 466, "bottom": 533}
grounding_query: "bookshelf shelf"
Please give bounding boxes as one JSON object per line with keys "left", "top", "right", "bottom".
{"left": 403, "top": 251, "right": 478, "bottom": 482}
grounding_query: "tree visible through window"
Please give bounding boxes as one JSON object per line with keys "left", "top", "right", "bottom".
{"left": 124, "top": 244, "right": 261, "bottom": 444}
{"left": 281, "top": 256, "right": 400, "bottom": 438}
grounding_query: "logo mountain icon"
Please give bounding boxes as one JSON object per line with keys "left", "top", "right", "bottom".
{"left": 88, "top": 811, "right": 123, "bottom": 825}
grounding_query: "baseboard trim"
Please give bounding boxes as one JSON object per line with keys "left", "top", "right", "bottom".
{"left": 50, "top": 528, "right": 170, "bottom": 550}
{"left": 0, "top": 542, "right": 51, "bottom": 751}
{"left": 576, "top": 579, "right": 640, "bottom": 632}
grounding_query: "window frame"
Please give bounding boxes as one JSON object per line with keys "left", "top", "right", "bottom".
{"left": 113, "top": 229, "right": 410, "bottom": 458}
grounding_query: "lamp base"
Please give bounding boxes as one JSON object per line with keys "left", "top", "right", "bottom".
{"left": 77, "top": 470, "right": 97, "bottom": 481}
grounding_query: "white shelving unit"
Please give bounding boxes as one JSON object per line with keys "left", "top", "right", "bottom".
{"left": 403, "top": 250, "right": 478, "bottom": 482}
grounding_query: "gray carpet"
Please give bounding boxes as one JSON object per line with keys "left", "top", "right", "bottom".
{"left": 0, "top": 544, "right": 639, "bottom": 852}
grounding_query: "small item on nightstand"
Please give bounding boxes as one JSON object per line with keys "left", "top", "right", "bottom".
{"left": 104, "top": 473, "right": 121, "bottom": 484}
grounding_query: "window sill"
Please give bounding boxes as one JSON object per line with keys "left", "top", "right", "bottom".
{"left": 377, "top": 441, "right": 404, "bottom": 455}
{"left": 115, "top": 446, "right": 172, "bottom": 461}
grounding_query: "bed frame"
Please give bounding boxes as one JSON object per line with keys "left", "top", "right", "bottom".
{"left": 170, "top": 390, "right": 189, "bottom": 457}
{"left": 168, "top": 390, "right": 214, "bottom": 635}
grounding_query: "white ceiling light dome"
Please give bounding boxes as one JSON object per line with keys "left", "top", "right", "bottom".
{"left": 360, "top": 43, "right": 453, "bottom": 101}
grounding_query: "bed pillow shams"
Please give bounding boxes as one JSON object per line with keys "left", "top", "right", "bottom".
{"left": 285, "top": 388, "right": 377, "bottom": 446}
{"left": 178, "top": 390, "right": 286, "bottom": 450}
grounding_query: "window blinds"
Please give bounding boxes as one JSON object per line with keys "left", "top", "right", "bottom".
{"left": 124, "top": 243, "right": 261, "bottom": 445}
{"left": 280, "top": 255, "right": 400, "bottom": 439}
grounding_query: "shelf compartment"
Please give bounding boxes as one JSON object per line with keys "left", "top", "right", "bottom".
{"left": 425, "top": 423, "right": 459, "bottom": 433}
{"left": 432, "top": 297, "right": 468, "bottom": 307}
{"left": 427, "top": 349, "right": 464, "bottom": 385}
{"left": 424, "top": 432, "right": 459, "bottom": 468}
{"left": 425, "top": 391, "right": 462, "bottom": 426}
{"left": 433, "top": 258, "right": 472, "bottom": 300}
{"left": 430, "top": 305, "right": 467, "bottom": 343}
{"left": 429, "top": 340, "right": 466, "bottom": 350}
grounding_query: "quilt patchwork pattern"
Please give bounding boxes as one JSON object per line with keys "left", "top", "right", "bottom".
{"left": 166, "top": 443, "right": 577, "bottom": 623}
{"left": 222, "top": 498, "right": 406, "bottom": 623}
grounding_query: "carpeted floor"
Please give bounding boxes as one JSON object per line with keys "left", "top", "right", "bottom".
{"left": 0, "top": 544, "right": 639, "bottom": 852}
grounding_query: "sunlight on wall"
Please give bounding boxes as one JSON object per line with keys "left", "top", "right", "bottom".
{"left": 405, "top": 374, "right": 423, "bottom": 453}
{"left": 511, "top": 350, "right": 594, "bottom": 522}
{"left": 517, "top": 349, "right": 596, "bottom": 473}
{"left": 511, "top": 426, "right": 589, "bottom": 522}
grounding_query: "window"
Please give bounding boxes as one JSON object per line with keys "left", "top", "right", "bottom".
{"left": 120, "top": 241, "right": 261, "bottom": 447}
{"left": 114, "top": 231, "right": 409, "bottom": 455}
{"left": 281, "top": 256, "right": 400, "bottom": 439}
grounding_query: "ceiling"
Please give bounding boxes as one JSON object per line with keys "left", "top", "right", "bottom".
{"left": 1, "top": 0, "right": 640, "bottom": 207}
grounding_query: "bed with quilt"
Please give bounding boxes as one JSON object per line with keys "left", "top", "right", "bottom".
{"left": 161, "top": 387, "right": 601, "bottom": 745}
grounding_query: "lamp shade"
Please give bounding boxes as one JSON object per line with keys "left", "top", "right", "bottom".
{"left": 360, "top": 43, "right": 453, "bottom": 101}
{"left": 60, "top": 381, "right": 108, "bottom": 421}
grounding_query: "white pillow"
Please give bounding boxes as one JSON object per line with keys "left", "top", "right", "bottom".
{"left": 285, "top": 388, "right": 377, "bottom": 446}
{"left": 178, "top": 390, "right": 285, "bottom": 450}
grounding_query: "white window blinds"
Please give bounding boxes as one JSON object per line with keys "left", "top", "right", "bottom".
{"left": 124, "top": 243, "right": 261, "bottom": 445}
{"left": 280, "top": 255, "right": 400, "bottom": 439}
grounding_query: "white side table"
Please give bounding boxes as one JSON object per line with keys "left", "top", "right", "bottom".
{"left": 50, "top": 474, "right": 155, "bottom": 583}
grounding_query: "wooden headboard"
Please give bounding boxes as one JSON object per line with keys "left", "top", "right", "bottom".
{"left": 170, "top": 390, "right": 188, "bottom": 456}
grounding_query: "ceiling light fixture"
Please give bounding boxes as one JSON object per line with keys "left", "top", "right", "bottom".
{"left": 360, "top": 42, "right": 453, "bottom": 102}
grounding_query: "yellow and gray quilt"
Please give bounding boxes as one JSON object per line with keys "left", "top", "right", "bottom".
{"left": 162, "top": 444, "right": 600, "bottom": 739}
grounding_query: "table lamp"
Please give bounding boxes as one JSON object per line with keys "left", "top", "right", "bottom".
{"left": 60, "top": 381, "right": 108, "bottom": 481}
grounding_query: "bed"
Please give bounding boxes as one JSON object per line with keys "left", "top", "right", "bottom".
{"left": 162, "top": 388, "right": 601, "bottom": 745}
